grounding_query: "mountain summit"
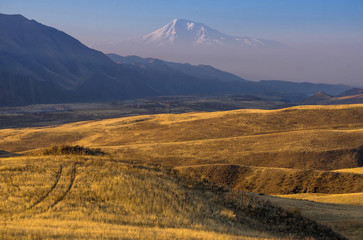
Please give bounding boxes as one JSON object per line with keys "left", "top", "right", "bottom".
{"left": 0, "top": 14, "right": 349, "bottom": 106}
{"left": 141, "top": 18, "right": 284, "bottom": 47}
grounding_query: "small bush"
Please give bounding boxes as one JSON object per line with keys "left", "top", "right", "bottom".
{"left": 43, "top": 145, "right": 105, "bottom": 156}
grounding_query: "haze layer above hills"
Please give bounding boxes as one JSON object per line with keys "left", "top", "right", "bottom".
{"left": 99, "top": 18, "right": 363, "bottom": 86}
{"left": 0, "top": 13, "right": 352, "bottom": 107}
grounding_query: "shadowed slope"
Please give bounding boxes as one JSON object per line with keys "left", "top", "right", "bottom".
{"left": 176, "top": 164, "right": 363, "bottom": 194}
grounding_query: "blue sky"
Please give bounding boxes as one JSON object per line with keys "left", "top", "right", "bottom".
{"left": 1, "top": 0, "right": 363, "bottom": 45}
{"left": 1, "top": 0, "right": 363, "bottom": 85}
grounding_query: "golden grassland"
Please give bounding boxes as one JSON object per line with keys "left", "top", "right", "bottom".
{"left": 0, "top": 155, "right": 343, "bottom": 240}
{"left": 0, "top": 104, "right": 362, "bottom": 170}
{"left": 258, "top": 194, "right": 363, "bottom": 240}
{"left": 275, "top": 193, "right": 363, "bottom": 206}
{"left": 175, "top": 163, "right": 363, "bottom": 239}
{"left": 175, "top": 164, "right": 363, "bottom": 194}
{"left": 2, "top": 219, "right": 274, "bottom": 240}
{"left": 0, "top": 156, "right": 274, "bottom": 240}
{"left": 334, "top": 167, "right": 363, "bottom": 175}
{"left": 1, "top": 104, "right": 363, "bottom": 239}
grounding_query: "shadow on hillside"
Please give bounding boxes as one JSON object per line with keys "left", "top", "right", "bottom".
{"left": 0, "top": 150, "right": 19, "bottom": 158}
{"left": 357, "top": 146, "right": 363, "bottom": 167}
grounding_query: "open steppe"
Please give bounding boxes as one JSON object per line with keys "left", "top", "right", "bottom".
{"left": 0, "top": 156, "right": 277, "bottom": 240}
{"left": 1, "top": 104, "right": 362, "bottom": 170}
{"left": 0, "top": 104, "right": 362, "bottom": 239}
{"left": 0, "top": 95, "right": 287, "bottom": 129}
{"left": 0, "top": 156, "right": 350, "bottom": 240}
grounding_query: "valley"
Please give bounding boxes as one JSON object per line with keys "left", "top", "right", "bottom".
{"left": 0, "top": 104, "right": 362, "bottom": 239}
{"left": 0, "top": 8, "right": 362, "bottom": 240}
{"left": 0, "top": 95, "right": 288, "bottom": 129}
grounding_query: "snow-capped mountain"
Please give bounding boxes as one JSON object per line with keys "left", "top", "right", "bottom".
{"left": 140, "top": 18, "right": 284, "bottom": 47}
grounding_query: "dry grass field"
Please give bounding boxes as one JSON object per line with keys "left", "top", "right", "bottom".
{"left": 274, "top": 191, "right": 363, "bottom": 239}
{"left": 0, "top": 104, "right": 362, "bottom": 239}
{"left": 0, "top": 104, "right": 362, "bottom": 170}
{"left": 175, "top": 164, "right": 363, "bottom": 194}
{"left": 0, "top": 156, "right": 272, "bottom": 240}
{"left": 334, "top": 167, "right": 363, "bottom": 175}
{"left": 0, "top": 96, "right": 287, "bottom": 129}
{"left": 258, "top": 194, "right": 363, "bottom": 240}
{"left": 275, "top": 193, "right": 363, "bottom": 206}
{"left": 0, "top": 155, "right": 344, "bottom": 240}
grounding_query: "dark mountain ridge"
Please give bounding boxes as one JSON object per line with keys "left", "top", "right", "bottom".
{"left": 0, "top": 13, "right": 351, "bottom": 106}
{"left": 0, "top": 14, "right": 145, "bottom": 105}
{"left": 107, "top": 54, "right": 350, "bottom": 101}
{"left": 107, "top": 53, "right": 249, "bottom": 83}
{"left": 336, "top": 88, "right": 363, "bottom": 97}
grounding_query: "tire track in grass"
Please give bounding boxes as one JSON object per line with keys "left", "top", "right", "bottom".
{"left": 28, "top": 165, "right": 63, "bottom": 209}
{"left": 50, "top": 163, "right": 77, "bottom": 209}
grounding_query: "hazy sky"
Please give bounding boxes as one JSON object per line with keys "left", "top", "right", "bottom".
{"left": 1, "top": 0, "right": 363, "bottom": 86}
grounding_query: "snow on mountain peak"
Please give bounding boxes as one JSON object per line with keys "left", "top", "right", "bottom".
{"left": 141, "top": 19, "right": 284, "bottom": 48}
{"left": 187, "top": 22, "right": 194, "bottom": 30}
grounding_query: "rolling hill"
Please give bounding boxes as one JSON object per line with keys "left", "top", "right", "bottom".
{"left": 0, "top": 104, "right": 362, "bottom": 239}
{"left": 1, "top": 105, "right": 362, "bottom": 170}
{"left": 176, "top": 164, "right": 363, "bottom": 195}
{"left": 0, "top": 155, "right": 347, "bottom": 240}
{"left": 1, "top": 11, "right": 362, "bottom": 240}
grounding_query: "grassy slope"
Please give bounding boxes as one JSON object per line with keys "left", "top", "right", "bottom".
{"left": 258, "top": 194, "right": 363, "bottom": 240}
{"left": 0, "top": 104, "right": 362, "bottom": 170}
{"left": 334, "top": 167, "right": 363, "bottom": 175}
{"left": 0, "top": 156, "right": 271, "bottom": 240}
{"left": 175, "top": 164, "right": 363, "bottom": 194}
{"left": 0, "top": 156, "right": 345, "bottom": 240}
{"left": 275, "top": 193, "right": 363, "bottom": 206}
{"left": 1, "top": 104, "right": 362, "bottom": 239}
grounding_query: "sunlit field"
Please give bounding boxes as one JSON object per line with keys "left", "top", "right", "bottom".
{"left": 1, "top": 104, "right": 362, "bottom": 239}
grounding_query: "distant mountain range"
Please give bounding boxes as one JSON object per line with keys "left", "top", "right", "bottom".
{"left": 107, "top": 54, "right": 248, "bottom": 83}
{"left": 107, "top": 54, "right": 352, "bottom": 102}
{"left": 0, "top": 13, "right": 354, "bottom": 107}
{"left": 301, "top": 89, "right": 363, "bottom": 105}
{"left": 137, "top": 18, "right": 285, "bottom": 48}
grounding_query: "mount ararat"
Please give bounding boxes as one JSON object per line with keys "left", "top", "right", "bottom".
{"left": 139, "top": 18, "right": 285, "bottom": 48}
{"left": 0, "top": 13, "right": 351, "bottom": 106}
